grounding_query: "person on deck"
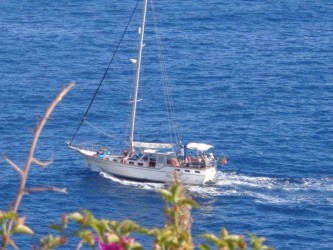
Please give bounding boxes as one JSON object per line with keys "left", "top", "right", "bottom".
{"left": 122, "top": 151, "right": 129, "bottom": 163}
{"left": 179, "top": 145, "right": 185, "bottom": 163}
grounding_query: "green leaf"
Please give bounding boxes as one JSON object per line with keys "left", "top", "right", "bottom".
{"left": 158, "top": 189, "right": 172, "bottom": 202}
{"left": 81, "top": 210, "right": 95, "bottom": 224}
{"left": 48, "top": 224, "right": 65, "bottom": 233}
{"left": 110, "top": 220, "right": 120, "bottom": 231}
{"left": 89, "top": 220, "right": 107, "bottom": 239}
{"left": 198, "top": 243, "right": 211, "bottom": 250}
{"left": 104, "top": 233, "right": 119, "bottom": 243}
{"left": 170, "top": 184, "right": 182, "bottom": 203}
{"left": 250, "top": 234, "right": 274, "bottom": 250}
{"left": 40, "top": 235, "right": 68, "bottom": 249}
{"left": 145, "top": 228, "right": 160, "bottom": 237}
{"left": 200, "top": 233, "right": 220, "bottom": 245}
{"left": 13, "top": 224, "right": 34, "bottom": 235}
{"left": 179, "top": 199, "right": 199, "bottom": 208}
{"left": 68, "top": 212, "right": 84, "bottom": 222}
{"left": 127, "top": 242, "right": 143, "bottom": 250}
{"left": 77, "top": 230, "right": 95, "bottom": 246}
{"left": 221, "top": 227, "right": 229, "bottom": 238}
{"left": 0, "top": 211, "right": 18, "bottom": 221}
{"left": 226, "top": 235, "right": 243, "bottom": 241}
{"left": 120, "top": 220, "right": 142, "bottom": 234}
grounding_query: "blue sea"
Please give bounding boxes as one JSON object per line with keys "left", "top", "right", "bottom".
{"left": 0, "top": 0, "right": 332, "bottom": 249}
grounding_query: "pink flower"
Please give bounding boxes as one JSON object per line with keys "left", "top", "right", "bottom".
{"left": 120, "top": 236, "right": 134, "bottom": 245}
{"left": 95, "top": 235, "right": 136, "bottom": 250}
{"left": 95, "top": 237, "right": 124, "bottom": 250}
{"left": 99, "top": 242, "right": 123, "bottom": 250}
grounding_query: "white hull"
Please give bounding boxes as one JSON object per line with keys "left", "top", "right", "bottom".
{"left": 68, "top": 0, "right": 222, "bottom": 186}
{"left": 71, "top": 146, "right": 216, "bottom": 185}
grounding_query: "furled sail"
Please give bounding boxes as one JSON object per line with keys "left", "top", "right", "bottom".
{"left": 133, "top": 141, "right": 175, "bottom": 149}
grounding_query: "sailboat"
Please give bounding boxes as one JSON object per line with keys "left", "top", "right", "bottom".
{"left": 68, "top": 0, "right": 219, "bottom": 185}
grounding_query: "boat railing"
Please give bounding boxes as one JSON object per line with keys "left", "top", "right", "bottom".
{"left": 68, "top": 142, "right": 102, "bottom": 150}
{"left": 68, "top": 142, "right": 125, "bottom": 156}
{"left": 178, "top": 155, "right": 216, "bottom": 169}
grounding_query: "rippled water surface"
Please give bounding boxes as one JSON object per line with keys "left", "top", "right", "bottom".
{"left": 0, "top": 0, "right": 332, "bottom": 249}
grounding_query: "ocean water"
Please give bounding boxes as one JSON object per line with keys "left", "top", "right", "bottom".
{"left": 0, "top": 0, "right": 332, "bottom": 249}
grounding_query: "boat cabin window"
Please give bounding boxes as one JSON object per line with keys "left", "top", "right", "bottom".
{"left": 149, "top": 154, "right": 156, "bottom": 162}
{"left": 149, "top": 154, "right": 157, "bottom": 167}
{"left": 142, "top": 154, "right": 148, "bottom": 161}
{"left": 157, "top": 156, "right": 165, "bottom": 164}
{"left": 166, "top": 156, "right": 173, "bottom": 165}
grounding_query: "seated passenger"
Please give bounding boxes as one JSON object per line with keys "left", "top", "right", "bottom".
{"left": 186, "top": 155, "right": 191, "bottom": 163}
{"left": 122, "top": 151, "right": 129, "bottom": 163}
{"left": 96, "top": 148, "right": 109, "bottom": 158}
{"left": 170, "top": 158, "right": 179, "bottom": 167}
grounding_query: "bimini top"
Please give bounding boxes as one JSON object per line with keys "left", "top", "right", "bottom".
{"left": 186, "top": 142, "right": 214, "bottom": 152}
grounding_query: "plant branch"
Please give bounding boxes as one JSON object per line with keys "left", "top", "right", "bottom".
{"left": 32, "top": 157, "right": 53, "bottom": 168}
{"left": 7, "top": 82, "right": 75, "bottom": 232}
{"left": 3, "top": 156, "right": 23, "bottom": 176}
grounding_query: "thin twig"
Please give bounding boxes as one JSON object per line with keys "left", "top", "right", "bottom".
{"left": 3, "top": 156, "right": 23, "bottom": 176}
{"left": 32, "top": 157, "right": 53, "bottom": 168}
{"left": 7, "top": 82, "right": 75, "bottom": 232}
{"left": 76, "top": 240, "right": 84, "bottom": 250}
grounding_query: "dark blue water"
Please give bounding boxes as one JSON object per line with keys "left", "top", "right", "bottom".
{"left": 1, "top": 0, "right": 332, "bottom": 249}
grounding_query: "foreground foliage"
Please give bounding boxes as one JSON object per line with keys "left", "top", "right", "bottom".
{"left": 1, "top": 182, "right": 273, "bottom": 250}
{"left": 1, "top": 84, "right": 273, "bottom": 249}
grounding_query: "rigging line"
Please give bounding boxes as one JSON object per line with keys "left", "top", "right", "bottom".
{"left": 158, "top": 36, "right": 180, "bottom": 143}
{"left": 150, "top": 0, "right": 172, "bottom": 137}
{"left": 69, "top": 0, "right": 141, "bottom": 145}
{"left": 150, "top": 0, "right": 181, "bottom": 145}
{"left": 84, "top": 119, "right": 118, "bottom": 141}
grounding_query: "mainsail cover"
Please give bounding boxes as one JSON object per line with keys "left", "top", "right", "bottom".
{"left": 133, "top": 141, "right": 175, "bottom": 149}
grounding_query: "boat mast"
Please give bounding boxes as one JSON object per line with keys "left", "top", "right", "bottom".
{"left": 129, "top": 0, "right": 148, "bottom": 154}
